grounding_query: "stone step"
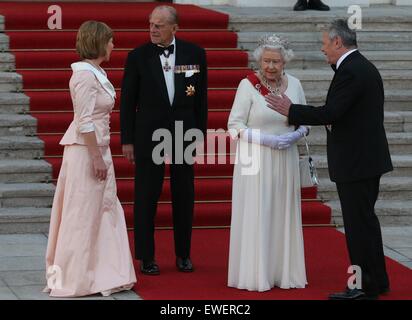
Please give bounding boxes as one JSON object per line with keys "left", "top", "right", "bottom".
{"left": 226, "top": 9, "right": 412, "bottom": 32}
{"left": 289, "top": 69, "right": 412, "bottom": 91}
{"left": 0, "top": 33, "right": 9, "bottom": 52}
{"left": 317, "top": 176, "right": 412, "bottom": 201}
{"left": 0, "top": 183, "right": 55, "bottom": 208}
{"left": 0, "top": 72, "right": 22, "bottom": 92}
{"left": 0, "top": 114, "right": 37, "bottom": 136}
{"left": 0, "top": 92, "right": 29, "bottom": 114}
{"left": 304, "top": 111, "right": 412, "bottom": 133}
{"left": 0, "top": 52, "right": 14, "bottom": 72}
{"left": 238, "top": 31, "right": 412, "bottom": 52}
{"left": 0, "top": 160, "right": 52, "bottom": 183}
{"left": 0, "top": 136, "right": 44, "bottom": 160}
{"left": 300, "top": 132, "right": 412, "bottom": 156}
{"left": 0, "top": 207, "right": 50, "bottom": 234}
{"left": 326, "top": 200, "right": 412, "bottom": 226}
{"left": 305, "top": 90, "right": 412, "bottom": 112}
{"left": 248, "top": 51, "right": 412, "bottom": 71}
{"left": 0, "top": 15, "right": 4, "bottom": 31}
{"left": 311, "top": 155, "right": 412, "bottom": 179}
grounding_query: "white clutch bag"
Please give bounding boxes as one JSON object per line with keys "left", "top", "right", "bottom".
{"left": 299, "top": 135, "right": 319, "bottom": 187}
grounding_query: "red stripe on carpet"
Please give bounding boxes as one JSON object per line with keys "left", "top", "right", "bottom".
{"left": 7, "top": 31, "right": 237, "bottom": 50}
{"left": 46, "top": 155, "right": 235, "bottom": 179}
{"left": 13, "top": 50, "right": 249, "bottom": 69}
{"left": 39, "top": 133, "right": 235, "bottom": 157}
{"left": 33, "top": 111, "right": 230, "bottom": 134}
{"left": 26, "top": 89, "right": 237, "bottom": 112}
{"left": 19, "top": 69, "right": 250, "bottom": 89}
{"left": 0, "top": 3, "right": 229, "bottom": 30}
{"left": 123, "top": 201, "right": 330, "bottom": 228}
{"left": 129, "top": 228, "right": 412, "bottom": 300}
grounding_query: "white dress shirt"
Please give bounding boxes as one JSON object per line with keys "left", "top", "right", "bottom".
{"left": 159, "top": 37, "right": 176, "bottom": 106}
{"left": 336, "top": 48, "right": 358, "bottom": 70}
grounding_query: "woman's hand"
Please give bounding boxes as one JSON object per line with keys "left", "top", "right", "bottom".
{"left": 92, "top": 156, "right": 108, "bottom": 181}
{"left": 122, "top": 144, "right": 135, "bottom": 164}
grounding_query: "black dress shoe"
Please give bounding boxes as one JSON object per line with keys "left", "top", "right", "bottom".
{"left": 140, "top": 260, "right": 160, "bottom": 275}
{"left": 293, "top": 0, "right": 308, "bottom": 11}
{"left": 329, "top": 288, "right": 378, "bottom": 300}
{"left": 176, "top": 257, "right": 194, "bottom": 272}
{"left": 308, "top": 0, "right": 330, "bottom": 11}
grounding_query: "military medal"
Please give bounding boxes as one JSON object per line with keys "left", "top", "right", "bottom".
{"left": 161, "top": 46, "right": 173, "bottom": 72}
{"left": 163, "top": 59, "right": 172, "bottom": 72}
{"left": 186, "top": 85, "right": 195, "bottom": 96}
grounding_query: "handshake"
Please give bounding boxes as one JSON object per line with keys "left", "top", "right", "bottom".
{"left": 241, "top": 126, "right": 309, "bottom": 150}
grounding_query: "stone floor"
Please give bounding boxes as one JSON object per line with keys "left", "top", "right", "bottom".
{"left": 0, "top": 227, "right": 410, "bottom": 300}
{"left": 0, "top": 233, "right": 140, "bottom": 300}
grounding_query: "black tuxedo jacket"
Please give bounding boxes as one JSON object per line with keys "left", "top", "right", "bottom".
{"left": 289, "top": 50, "right": 393, "bottom": 183}
{"left": 120, "top": 38, "right": 208, "bottom": 159}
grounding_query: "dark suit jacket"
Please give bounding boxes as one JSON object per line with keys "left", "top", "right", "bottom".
{"left": 289, "top": 50, "right": 393, "bottom": 183}
{"left": 120, "top": 38, "right": 208, "bottom": 159}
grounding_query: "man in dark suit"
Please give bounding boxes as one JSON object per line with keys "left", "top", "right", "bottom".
{"left": 120, "top": 5, "right": 207, "bottom": 275}
{"left": 266, "top": 19, "right": 393, "bottom": 300}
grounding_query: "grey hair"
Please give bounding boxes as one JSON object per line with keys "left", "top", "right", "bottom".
{"left": 253, "top": 35, "right": 294, "bottom": 63}
{"left": 327, "top": 19, "right": 357, "bottom": 48}
{"left": 151, "top": 5, "right": 179, "bottom": 25}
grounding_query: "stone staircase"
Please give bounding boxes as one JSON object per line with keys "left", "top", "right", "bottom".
{"left": 0, "top": 17, "right": 54, "bottom": 234}
{"left": 218, "top": 5, "right": 412, "bottom": 226}
{"left": 1, "top": 5, "right": 412, "bottom": 233}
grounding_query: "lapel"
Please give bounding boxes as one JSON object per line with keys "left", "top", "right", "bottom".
{"left": 326, "top": 50, "right": 360, "bottom": 100}
{"left": 172, "top": 39, "right": 190, "bottom": 107}
{"left": 148, "top": 43, "right": 170, "bottom": 107}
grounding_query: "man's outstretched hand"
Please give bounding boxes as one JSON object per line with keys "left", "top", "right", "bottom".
{"left": 265, "top": 93, "right": 292, "bottom": 117}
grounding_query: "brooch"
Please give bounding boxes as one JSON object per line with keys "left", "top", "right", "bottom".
{"left": 186, "top": 85, "right": 195, "bottom": 96}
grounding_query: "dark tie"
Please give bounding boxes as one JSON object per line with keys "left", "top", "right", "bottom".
{"left": 331, "top": 64, "right": 337, "bottom": 72}
{"left": 156, "top": 44, "right": 174, "bottom": 57}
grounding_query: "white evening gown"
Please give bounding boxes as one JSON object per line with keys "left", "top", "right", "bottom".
{"left": 227, "top": 74, "right": 308, "bottom": 292}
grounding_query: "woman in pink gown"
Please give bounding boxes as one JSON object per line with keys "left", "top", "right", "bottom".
{"left": 43, "top": 21, "right": 136, "bottom": 297}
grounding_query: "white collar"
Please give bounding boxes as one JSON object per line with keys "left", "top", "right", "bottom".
{"left": 336, "top": 49, "right": 358, "bottom": 70}
{"left": 71, "top": 62, "right": 116, "bottom": 100}
{"left": 159, "top": 37, "right": 176, "bottom": 53}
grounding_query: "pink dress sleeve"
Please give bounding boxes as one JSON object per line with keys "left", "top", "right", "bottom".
{"left": 72, "top": 70, "right": 98, "bottom": 133}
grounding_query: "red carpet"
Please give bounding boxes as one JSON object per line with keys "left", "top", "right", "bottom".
{"left": 26, "top": 89, "right": 238, "bottom": 112}
{"left": 34, "top": 111, "right": 231, "bottom": 133}
{"left": 0, "top": 2, "right": 229, "bottom": 30}
{"left": 19, "top": 69, "right": 250, "bottom": 89}
{"left": 8, "top": 31, "right": 238, "bottom": 50}
{"left": 13, "top": 50, "right": 249, "bottom": 69}
{"left": 4, "top": 2, "right": 297, "bottom": 232}
{"left": 129, "top": 228, "right": 412, "bottom": 300}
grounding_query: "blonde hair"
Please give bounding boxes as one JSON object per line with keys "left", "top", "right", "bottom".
{"left": 76, "top": 21, "right": 113, "bottom": 59}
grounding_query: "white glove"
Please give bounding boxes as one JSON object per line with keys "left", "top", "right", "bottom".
{"left": 241, "top": 128, "right": 287, "bottom": 149}
{"left": 277, "top": 126, "right": 309, "bottom": 149}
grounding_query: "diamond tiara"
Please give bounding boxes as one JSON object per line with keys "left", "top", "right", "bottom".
{"left": 257, "top": 34, "right": 290, "bottom": 49}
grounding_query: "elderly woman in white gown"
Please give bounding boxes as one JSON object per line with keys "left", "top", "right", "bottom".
{"left": 227, "top": 34, "right": 309, "bottom": 292}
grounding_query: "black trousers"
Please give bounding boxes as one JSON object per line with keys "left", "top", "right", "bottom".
{"left": 336, "top": 176, "right": 389, "bottom": 295}
{"left": 133, "top": 157, "right": 194, "bottom": 261}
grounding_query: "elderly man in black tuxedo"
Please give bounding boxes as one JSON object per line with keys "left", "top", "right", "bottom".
{"left": 266, "top": 19, "right": 393, "bottom": 300}
{"left": 120, "top": 5, "right": 207, "bottom": 275}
